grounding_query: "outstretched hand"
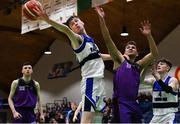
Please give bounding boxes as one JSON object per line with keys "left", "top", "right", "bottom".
{"left": 151, "top": 63, "right": 161, "bottom": 80}
{"left": 139, "top": 20, "right": 151, "bottom": 36}
{"left": 95, "top": 6, "right": 105, "bottom": 18}
{"left": 32, "top": 3, "right": 48, "bottom": 20}
{"left": 123, "top": 54, "right": 130, "bottom": 60}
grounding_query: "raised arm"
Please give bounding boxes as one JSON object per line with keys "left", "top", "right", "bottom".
{"left": 95, "top": 7, "right": 124, "bottom": 64}
{"left": 152, "top": 64, "right": 179, "bottom": 94}
{"left": 33, "top": 5, "right": 82, "bottom": 49}
{"left": 137, "top": 21, "right": 158, "bottom": 68}
{"left": 140, "top": 67, "right": 155, "bottom": 86}
{"left": 8, "top": 80, "right": 22, "bottom": 119}
{"left": 100, "top": 53, "right": 112, "bottom": 61}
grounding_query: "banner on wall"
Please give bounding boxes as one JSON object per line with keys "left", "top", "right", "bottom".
{"left": 48, "top": 61, "right": 73, "bottom": 79}
{"left": 21, "top": 0, "right": 112, "bottom": 34}
{"left": 21, "top": 0, "right": 77, "bottom": 34}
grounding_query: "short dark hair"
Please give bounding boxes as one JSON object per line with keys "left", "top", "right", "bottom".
{"left": 22, "top": 62, "right": 32, "bottom": 67}
{"left": 123, "top": 41, "right": 138, "bottom": 53}
{"left": 125, "top": 41, "right": 137, "bottom": 48}
{"left": 64, "top": 15, "right": 79, "bottom": 28}
{"left": 157, "top": 58, "right": 172, "bottom": 69}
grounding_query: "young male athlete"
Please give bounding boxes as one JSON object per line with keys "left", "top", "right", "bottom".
{"left": 8, "top": 62, "right": 44, "bottom": 123}
{"left": 144, "top": 59, "right": 179, "bottom": 123}
{"left": 96, "top": 7, "right": 158, "bottom": 123}
{"left": 33, "top": 4, "right": 111, "bottom": 123}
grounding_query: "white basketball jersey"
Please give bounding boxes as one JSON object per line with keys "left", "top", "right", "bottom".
{"left": 152, "top": 76, "right": 178, "bottom": 115}
{"left": 73, "top": 34, "right": 104, "bottom": 79}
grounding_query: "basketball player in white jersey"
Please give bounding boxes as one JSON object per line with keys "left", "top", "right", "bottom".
{"left": 143, "top": 58, "right": 179, "bottom": 123}
{"left": 33, "top": 5, "right": 111, "bottom": 124}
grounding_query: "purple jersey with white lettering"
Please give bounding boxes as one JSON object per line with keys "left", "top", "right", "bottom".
{"left": 112, "top": 60, "right": 142, "bottom": 123}
{"left": 113, "top": 60, "right": 140, "bottom": 100}
{"left": 13, "top": 78, "right": 37, "bottom": 108}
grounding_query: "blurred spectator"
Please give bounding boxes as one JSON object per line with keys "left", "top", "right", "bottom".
{"left": 102, "top": 106, "right": 113, "bottom": 123}
{"left": 73, "top": 101, "right": 82, "bottom": 123}
{"left": 66, "top": 102, "right": 81, "bottom": 123}
{"left": 44, "top": 110, "right": 50, "bottom": 123}
{"left": 49, "top": 118, "right": 58, "bottom": 124}
{"left": 138, "top": 92, "right": 153, "bottom": 123}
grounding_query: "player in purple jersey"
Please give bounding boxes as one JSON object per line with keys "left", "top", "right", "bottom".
{"left": 8, "top": 62, "right": 44, "bottom": 123}
{"left": 96, "top": 7, "right": 158, "bottom": 123}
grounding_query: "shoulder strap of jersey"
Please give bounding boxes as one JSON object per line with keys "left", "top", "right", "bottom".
{"left": 164, "top": 76, "right": 171, "bottom": 84}
{"left": 14, "top": 78, "right": 23, "bottom": 95}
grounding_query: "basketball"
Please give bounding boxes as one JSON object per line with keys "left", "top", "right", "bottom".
{"left": 22, "top": 0, "right": 42, "bottom": 21}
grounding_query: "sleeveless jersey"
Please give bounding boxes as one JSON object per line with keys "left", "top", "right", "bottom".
{"left": 152, "top": 76, "right": 178, "bottom": 115}
{"left": 113, "top": 59, "right": 140, "bottom": 101}
{"left": 73, "top": 34, "right": 104, "bottom": 79}
{"left": 13, "top": 78, "right": 37, "bottom": 108}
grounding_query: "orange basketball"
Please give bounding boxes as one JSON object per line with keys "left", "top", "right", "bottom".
{"left": 22, "top": 0, "right": 42, "bottom": 21}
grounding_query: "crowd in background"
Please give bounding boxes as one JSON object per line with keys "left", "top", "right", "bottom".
{"left": 35, "top": 94, "right": 180, "bottom": 123}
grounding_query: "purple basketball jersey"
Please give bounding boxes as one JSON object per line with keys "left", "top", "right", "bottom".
{"left": 113, "top": 60, "right": 140, "bottom": 100}
{"left": 112, "top": 60, "right": 142, "bottom": 123}
{"left": 13, "top": 78, "right": 37, "bottom": 108}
